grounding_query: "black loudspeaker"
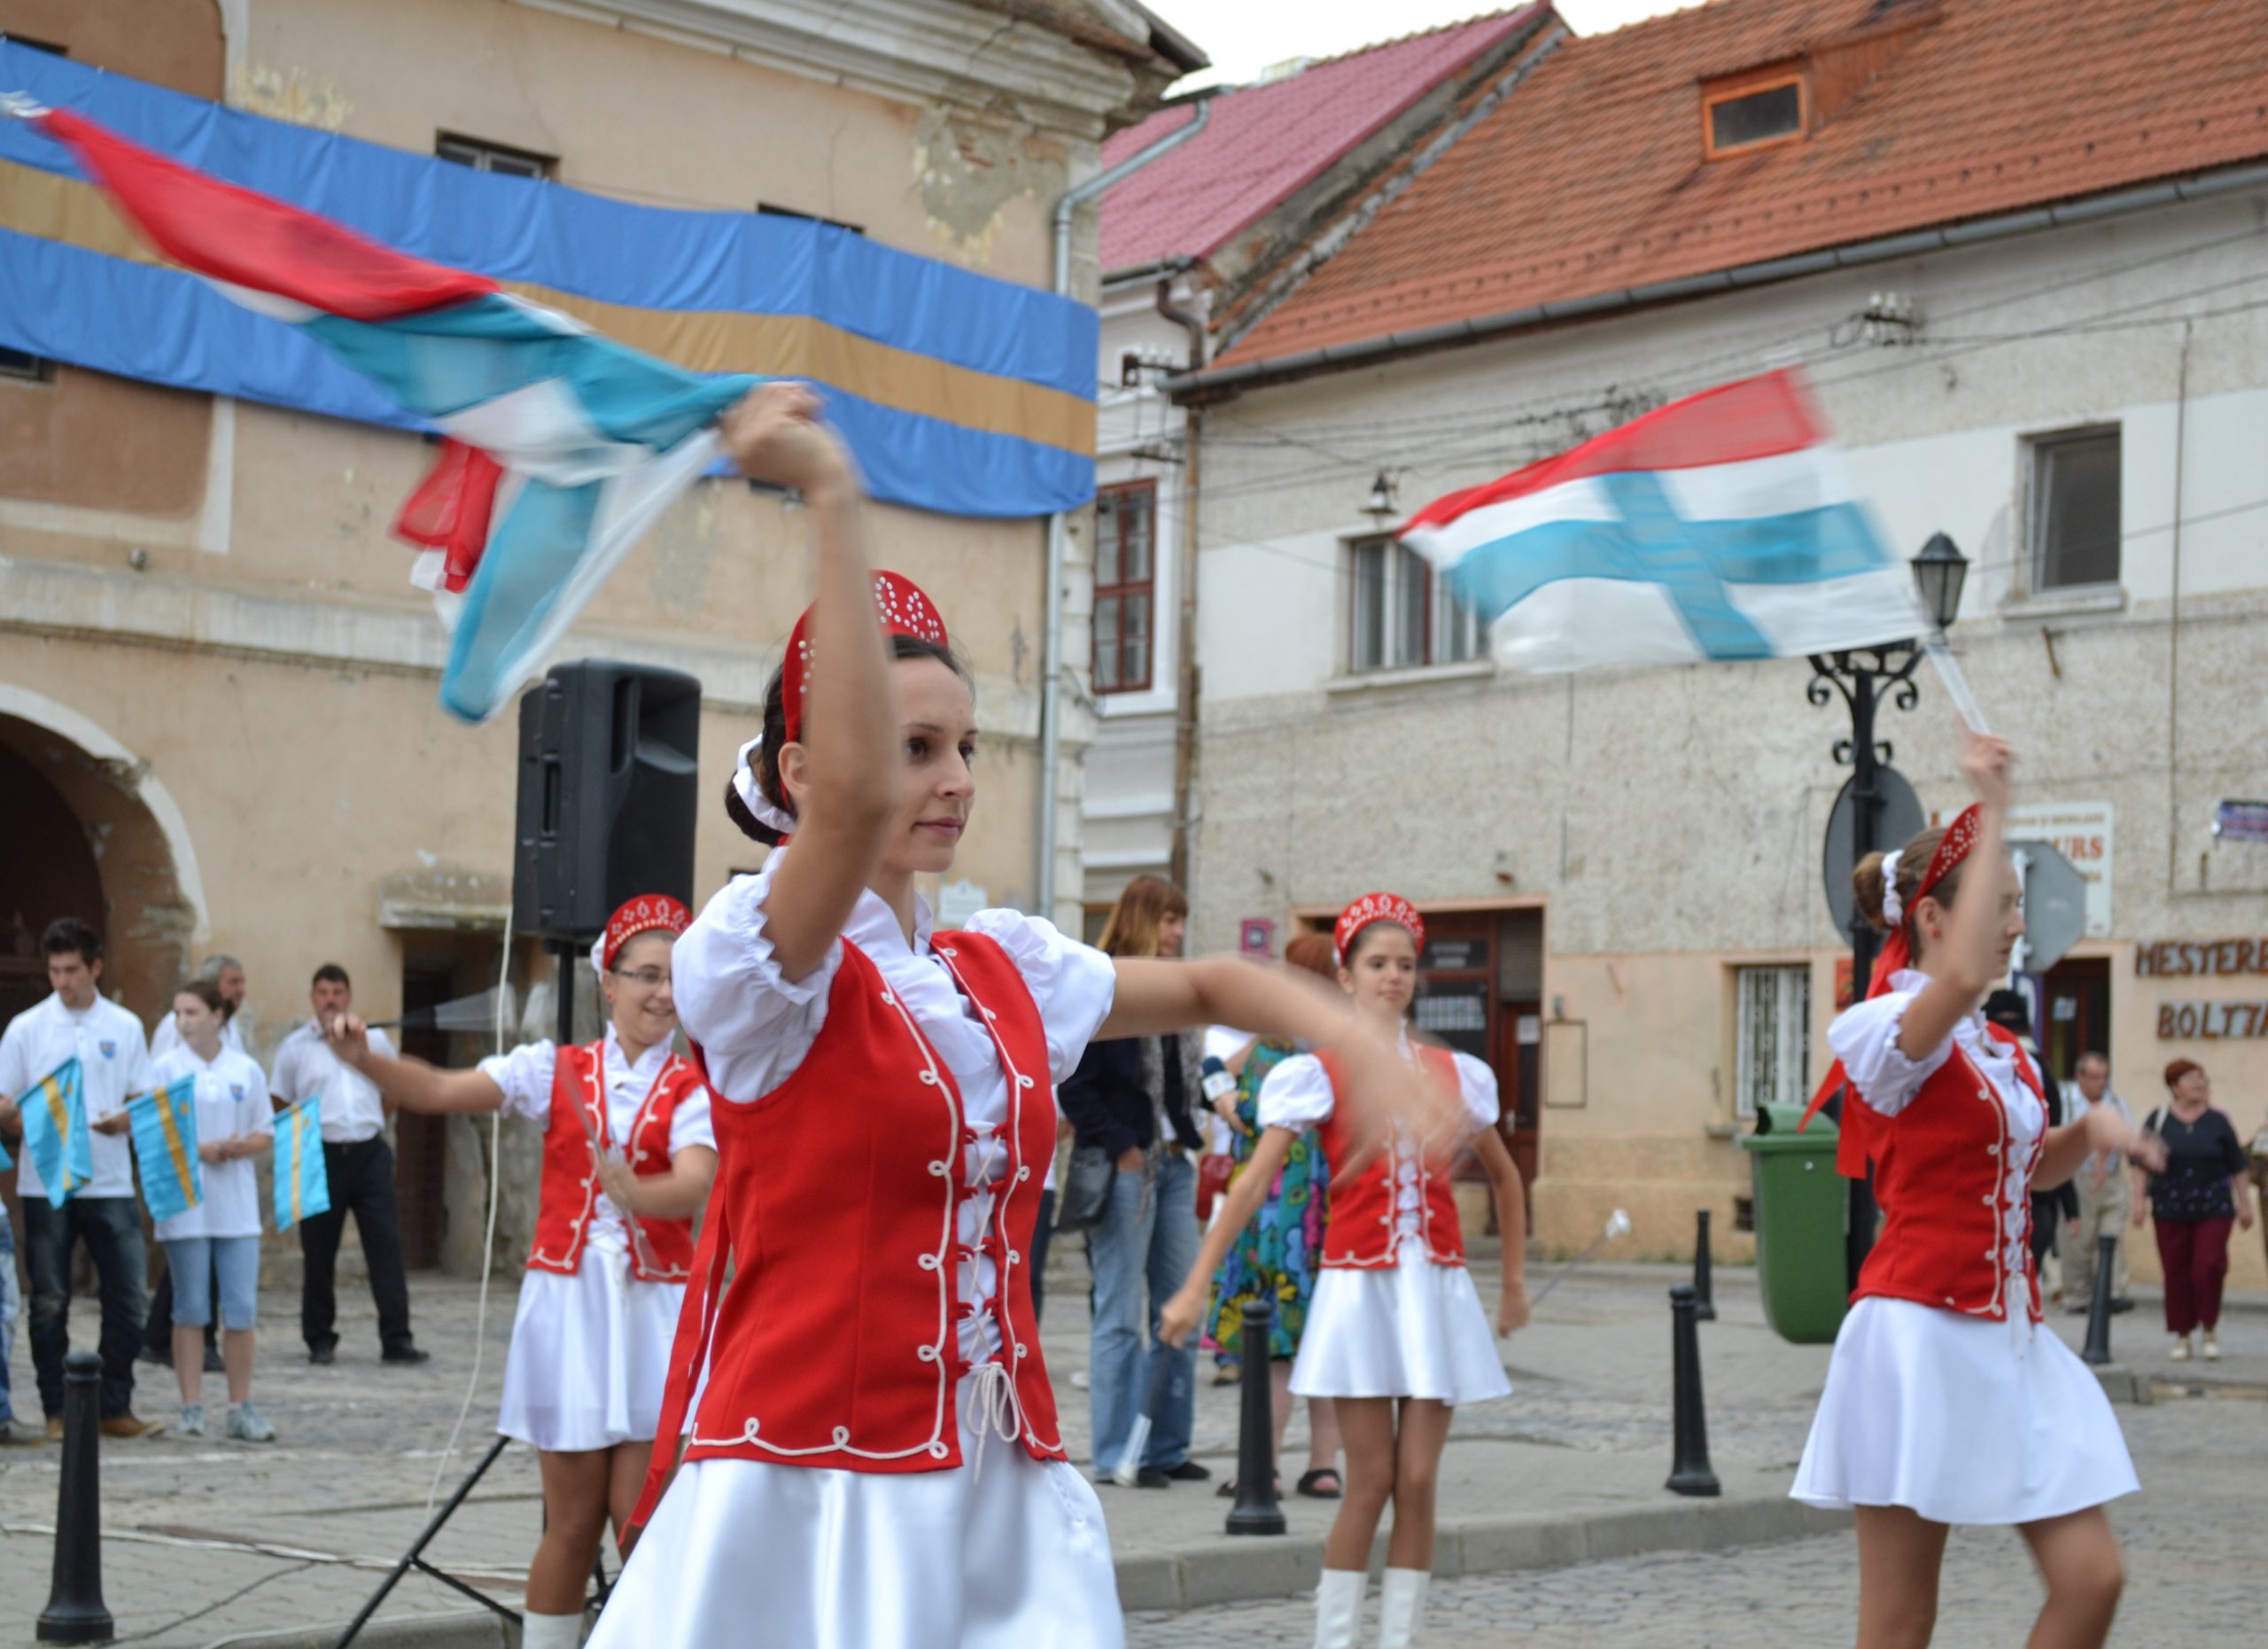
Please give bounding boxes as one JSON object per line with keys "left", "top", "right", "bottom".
{"left": 512, "top": 660, "right": 702, "bottom": 943}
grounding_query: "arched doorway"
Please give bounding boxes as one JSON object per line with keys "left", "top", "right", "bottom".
{"left": 0, "top": 695, "right": 199, "bottom": 1027}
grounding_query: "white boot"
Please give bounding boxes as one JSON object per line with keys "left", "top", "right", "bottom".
{"left": 1313, "top": 1567, "right": 1365, "bottom": 1649}
{"left": 1377, "top": 1567, "right": 1430, "bottom": 1648}
{"left": 518, "top": 1609, "right": 585, "bottom": 1649}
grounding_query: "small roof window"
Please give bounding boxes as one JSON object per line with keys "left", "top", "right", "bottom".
{"left": 1704, "top": 73, "right": 1807, "bottom": 159}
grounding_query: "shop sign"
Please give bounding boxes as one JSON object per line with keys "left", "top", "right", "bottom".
{"left": 2134, "top": 938, "right": 2268, "bottom": 977}
{"left": 2155, "top": 1000, "right": 2268, "bottom": 1039}
{"left": 2213, "top": 800, "right": 2268, "bottom": 844}
{"left": 2006, "top": 801, "right": 2112, "bottom": 937}
{"left": 1238, "top": 917, "right": 1275, "bottom": 956}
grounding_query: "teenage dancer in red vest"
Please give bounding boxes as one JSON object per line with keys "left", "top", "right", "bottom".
{"left": 1163, "top": 892, "right": 1530, "bottom": 1649}
{"left": 1792, "top": 730, "right": 2162, "bottom": 1649}
{"left": 327, "top": 895, "right": 715, "bottom": 1649}
{"left": 584, "top": 385, "right": 1445, "bottom": 1649}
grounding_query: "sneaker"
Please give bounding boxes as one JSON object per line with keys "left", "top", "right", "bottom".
{"left": 177, "top": 1404, "right": 206, "bottom": 1439}
{"left": 380, "top": 1345, "right": 431, "bottom": 1366}
{"left": 2170, "top": 1335, "right": 2192, "bottom": 1362}
{"left": 225, "top": 1404, "right": 276, "bottom": 1443}
{"left": 99, "top": 1412, "right": 167, "bottom": 1439}
{"left": 2202, "top": 1333, "right": 2221, "bottom": 1362}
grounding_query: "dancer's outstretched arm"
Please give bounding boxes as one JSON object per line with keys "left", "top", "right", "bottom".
{"left": 1157, "top": 1125, "right": 1298, "bottom": 1348}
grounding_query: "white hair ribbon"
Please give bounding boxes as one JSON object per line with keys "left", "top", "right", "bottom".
{"left": 1880, "top": 849, "right": 1905, "bottom": 927}
{"left": 733, "top": 734, "right": 799, "bottom": 836}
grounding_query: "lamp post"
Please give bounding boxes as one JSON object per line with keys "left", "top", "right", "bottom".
{"left": 1806, "top": 533, "right": 1969, "bottom": 1285}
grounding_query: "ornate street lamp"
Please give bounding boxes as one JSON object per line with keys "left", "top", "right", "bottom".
{"left": 1805, "top": 533, "right": 1969, "bottom": 1282}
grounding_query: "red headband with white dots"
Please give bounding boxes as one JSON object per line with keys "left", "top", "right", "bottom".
{"left": 599, "top": 894, "right": 690, "bottom": 975}
{"left": 780, "top": 571, "right": 948, "bottom": 748}
{"left": 1333, "top": 891, "right": 1425, "bottom": 967}
{"left": 1868, "top": 802, "right": 1982, "bottom": 998}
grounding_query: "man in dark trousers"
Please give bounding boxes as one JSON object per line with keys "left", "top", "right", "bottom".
{"left": 269, "top": 965, "right": 427, "bottom": 1365}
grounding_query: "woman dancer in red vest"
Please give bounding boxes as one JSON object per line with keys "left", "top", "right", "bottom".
{"left": 1163, "top": 892, "right": 1529, "bottom": 1649}
{"left": 328, "top": 894, "right": 716, "bottom": 1649}
{"left": 1792, "top": 731, "right": 2161, "bottom": 1649}
{"left": 586, "top": 385, "right": 1441, "bottom": 1649}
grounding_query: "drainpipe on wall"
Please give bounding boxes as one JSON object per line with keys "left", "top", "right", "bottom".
{"left": 1157, "top": 268, "right": 1207, "bottom": 892}
{"left": 1038, "top": 94, "right": 1212, "bottom": 920}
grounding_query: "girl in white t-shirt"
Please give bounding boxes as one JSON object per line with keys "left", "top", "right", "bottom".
{"left": 147, "top": 980, "right": 276, "bottom": 1441}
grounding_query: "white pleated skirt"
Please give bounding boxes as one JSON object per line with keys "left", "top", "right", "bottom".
{"left": 1792, "top": 1295, "right": 2140, "bottom": 1526}
{"left": 1289, "top": 1246, "right": 1512, "bottom": 1405}
{"left": 496, "top": 1246, "right": 684, "bottom": 1453}
{"left": 588, "top": 1372, "right": 1124, "bottom": 1649}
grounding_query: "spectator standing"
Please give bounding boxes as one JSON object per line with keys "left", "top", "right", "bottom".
{"left": 148, "top": 980, "right": 276, "bottom": 1441}
{"left": 269, "top": 964, "right": 427, "bottom": 1365}
{"left": 0, "top": 919, "right": 163, "bottom": 1438}
{"left": 1060, "top": 875, "right": 1208, "bottom": 1488}
{"left": 2064, "top": 1052, "right": 2135, "bottom": 1314}
{"left": 150, "top": 953, "right": 250, "bottom": 1059}
{"left": 2132, "top": 1059, "right": 2255, "bottom": 1361}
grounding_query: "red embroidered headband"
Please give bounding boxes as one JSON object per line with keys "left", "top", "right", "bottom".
{"left": 1867, "top": 802, "right": 1981, "bottom": 998}
{"left": 1334, "top": 891, "right": 1425, "bottom": 967}
{"left": 600, "top": 894, "right": 690, "bottom": 975}
{"left": 780, "top": 570, "right": 948, "bottom": 747}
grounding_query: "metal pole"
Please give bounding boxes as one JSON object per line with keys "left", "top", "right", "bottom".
{"left": 38, "top": 1350, "right": 111, "bottom": 1644}
{"left": 2080, "top": 1233, "right": 2117, "bottom": 1366}
{"left": 1664, "top": 1285, "right": 1720, "bottom": 1497}
{"left": 1224, "top": 1297, "right": 1285, "bottom": 1535}
{"left": 1691, "top": 1210, "right": 1715, "bottom": 1322}
{"left": 1843, "top": 673, "right": 1883, "bottom": 1291}
{"left": 554, "top": 938, "right": 576, "bottom": 1049}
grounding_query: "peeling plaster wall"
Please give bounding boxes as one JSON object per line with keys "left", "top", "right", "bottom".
{"left": 1188, "top": 191, "right": 2268, "bottom": 1282}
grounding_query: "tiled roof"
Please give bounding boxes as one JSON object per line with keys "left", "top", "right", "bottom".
{"left": 1099, "top": 8, "right": 1549, "bottom": 274}
{"left": 1220, "top": 0, "right": 2268, "bottom": 367}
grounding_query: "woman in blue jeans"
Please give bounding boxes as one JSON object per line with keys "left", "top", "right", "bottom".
{"left": 1060, "top": 876, "right": 1209, "bottom": 1488}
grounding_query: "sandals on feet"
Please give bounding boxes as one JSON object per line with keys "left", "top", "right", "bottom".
{"left": 1296, "top": 1468, "right": 1343, "bottom": 1499}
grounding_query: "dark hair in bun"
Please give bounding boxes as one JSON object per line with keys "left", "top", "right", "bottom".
{"left": 1852, "top": 823, "right": 1972, "bottom": 950}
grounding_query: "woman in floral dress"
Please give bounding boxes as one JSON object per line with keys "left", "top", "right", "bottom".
{"left": 1202, "top": 932, "right": 1342, "bottom": 1498}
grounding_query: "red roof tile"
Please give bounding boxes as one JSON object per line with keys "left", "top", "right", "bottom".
{"left": 1099, "top": 8, "right": 1549, "bottom": 273}
{"left": 1220, "top": 0, "right": 2268, "bottom": 368}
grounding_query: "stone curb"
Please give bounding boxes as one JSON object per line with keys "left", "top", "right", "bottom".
{"left": 1115, "top": 1492, "right": 1851, "bottom": 1613}
{"left": 203, "top": 1611, "right": 509, "bottom": 1649}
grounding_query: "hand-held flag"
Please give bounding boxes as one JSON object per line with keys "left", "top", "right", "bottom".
{"left": 273, "top": 1095, "right": 332, "bottom": 1232}
{"left": 128, "top": 1077, "right": 203, "bottom": 1223}
{"left": 1398, "top": 369, "right": 1930, "bottom": 673}
{"left": 16, "top": 105, "right": 758, "bottom": 725}
{"left": 17, "top": 1057, "right": 92, "bottom": 1203}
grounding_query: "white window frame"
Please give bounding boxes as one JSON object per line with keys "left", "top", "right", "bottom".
{"left": 1734, "top": 964, "right": 1811, "bottom": 1119}
{"left": 1348, "top": 534, "right": 1483, "bottom": 673}
{"left": 2025, "top": 424, "right": 2122, "bottom": 596}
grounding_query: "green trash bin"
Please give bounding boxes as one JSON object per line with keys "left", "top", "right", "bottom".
{"left": 1740, "top": 1101, "right": 1849, "bottom": 1345}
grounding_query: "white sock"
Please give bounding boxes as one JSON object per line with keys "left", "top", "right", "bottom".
{"left": 1313, "top": 1568, "right": 1365, "bottom": 1649}
{"left": 1378, "top": 1567, "right": 1430, "bottom": 1649}
{"left": 519, "top": 1608, "right": 585, "bottom": 1649}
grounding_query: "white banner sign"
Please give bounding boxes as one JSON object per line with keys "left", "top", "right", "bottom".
{"left": 2008, "top": 801, "right": 2113, "bottom": 938}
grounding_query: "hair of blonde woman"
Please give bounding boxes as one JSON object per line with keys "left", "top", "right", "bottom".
{"left": 1096, "top": 875, "right": 1190, "bottom": 961}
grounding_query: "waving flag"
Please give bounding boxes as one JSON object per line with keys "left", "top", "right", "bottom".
{"left": 12, "top": 102, "right": 755, "bottom": 723}
{"left": 17, "top": 1057, "right": 93, "bottom": 1204}
{"left": 274, "top": 1096, "right": 330, "bottom": 1232}
{"left": 128, "top": 1077, "right": 203, "bottom": 1223}
{"left": 1399, "top": 370, "right": 1925, "bottom": 672}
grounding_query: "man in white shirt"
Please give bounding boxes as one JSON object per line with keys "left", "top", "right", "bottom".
{"left": 150, "top": 953, "right": 250, "bottom": 1060}
{"left": 2064, "top": 1051, "right": 2136, "bottom": 1314}
{"left": 270, "top": 963, "right": 425, "bottom": 1365}
{"left": 0, "top": 919, "right": 164, "bottom": 1438}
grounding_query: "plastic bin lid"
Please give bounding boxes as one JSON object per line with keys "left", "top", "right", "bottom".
{"left": 1739, "top": 1100, "right": 1836, "bottom": 1152}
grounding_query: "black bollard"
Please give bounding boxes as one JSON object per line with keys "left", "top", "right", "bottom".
{"left": 39, "top": 1350, "right": 113, "bottom": 1644}
{"left": 1225, "top": 1297, "right": 1285, "bottom": 1536}
{"left": 1692, "top": 1209, "right": 1716, "bottom": 1322}
{"left": 2080, "top": 1233, "right": 2117, "bottom": 1366}
{"left": 1665, "top": 1285, "right": 1720, "bottom": 1498}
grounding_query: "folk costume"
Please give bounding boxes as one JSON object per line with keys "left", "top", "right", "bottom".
{"left": 480, "top": 895, "right": 714, "bottom": 1453}
{"left": 1257, "top": 895, "right": 1511, "bottom": 1408}
{"left": 1790, "top": 808, "right": 2138, "bottom": 1524}
{"left": 592, "top": 575, "right": 1126, "bottom": 1649}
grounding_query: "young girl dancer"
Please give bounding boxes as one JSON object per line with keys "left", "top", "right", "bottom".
{"left": 144, "top": 980, "right": 275, "bottom": 1442}
{"left": 586, "top": 384, "right": 1443, "bottom": 1649}
{"left": 1164, "top": 893, "right": 1529, "bottom": 1649}
{"left": 327, "top": 895, "right": 715, "bottom": 1649}
{"left": 1792, "top": 730, "right": 2161, "bottom": 1649}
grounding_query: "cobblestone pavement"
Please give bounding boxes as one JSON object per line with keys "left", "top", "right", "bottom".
{"left": 1130, "top": 1400, "right": 2262, "bottom": 1647}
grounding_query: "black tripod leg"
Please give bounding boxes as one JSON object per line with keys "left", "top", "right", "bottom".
{"left": 332, "top": 1435, "right": 516, "bottom": 1649}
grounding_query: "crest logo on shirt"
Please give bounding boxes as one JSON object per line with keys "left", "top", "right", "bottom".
{"left": 97, "top": 1039, "right": 118, "bottom": 1060}
{"left": 230, "top": 1082, "right": 246, "bottom": 1102}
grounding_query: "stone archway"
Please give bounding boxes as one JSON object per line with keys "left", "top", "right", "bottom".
{"left": 0, "top": 688, "right": 202, "bottom": 1026}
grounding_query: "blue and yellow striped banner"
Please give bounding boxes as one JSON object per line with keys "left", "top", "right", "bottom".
{"left": 273, "top": 1095, "right": 330, "bottom": 1232}
{"left": 16, "top": 1056, "right": 92, "bottom": 1202}
{"left": 128, "top": 1077, "right": 203, "bottom": 1223}
{"left": 0, "top": 42, "right": 1097, "bottom": 518}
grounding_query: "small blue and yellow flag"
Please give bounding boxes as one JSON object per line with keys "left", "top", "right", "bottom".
{"left": 128, "top": 1077, "right": 203, "bottom": 1223}
{"left": 17, "top": 1057, "right": 93, "bottom": 1202}
{"left": 273, "top": 1094, "right": 330, "bottom": 1232}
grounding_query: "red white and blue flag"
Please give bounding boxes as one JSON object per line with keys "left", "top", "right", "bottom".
{"left": 1398, "top": 370, "right": 1924, "bottom": 672}
{"left": 16, "top": 104, "right": 757, "bottom": 723}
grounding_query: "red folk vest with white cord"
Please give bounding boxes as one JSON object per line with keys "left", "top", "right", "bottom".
{"left": 525, "top": 1041, "right": 701, "bottom": 1284}
{"left": 638, "top": 930, "right": 1060, "bottom": 1505}
{"left": 1312, "top": 1045, "right": 1470, "bottom": 1270}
